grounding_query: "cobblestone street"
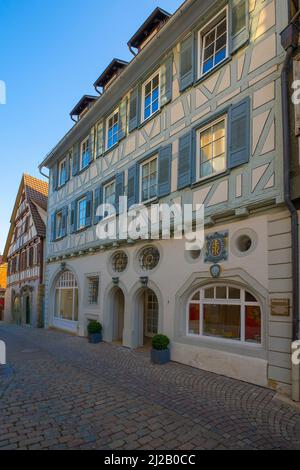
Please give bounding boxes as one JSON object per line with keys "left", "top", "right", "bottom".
{"left": 0, "top": 324, "right": 300, "bottom": 450}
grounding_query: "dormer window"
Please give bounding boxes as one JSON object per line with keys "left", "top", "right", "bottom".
{"left": 142, "top": 72, "right": 160, "bottom": 122}
{"left": 70, "top": 95, "right": 97, "bottom": 122}
{"left": 127, "top": 7, "right": 171, "bottom": 54}
{"left": 94, "top": 59, "right": 128, "bottom": 94}
{"left": 107, "top": 110, "right": 119, "bottom": 150}
{"left": 80, "top": 138, "right": 90, "bottom": 170}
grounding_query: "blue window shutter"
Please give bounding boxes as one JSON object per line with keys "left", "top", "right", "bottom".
{"left": 160, "top": 54, "right": 173, "bottom": 107}
{"left": 62, "top": 207, "right": 68, "bottom": 238}
{"left": 93, "top": 187, "right": 103, "bottom": 224}
{"left": 158, "top": 144, "right": 172, "bottom": 198}
{"left": 72, "top": 144, "right": 80, "bottom": 176}
{"left": 89, "top": 129, "right": 95, "bottom": 164}
{"left": 127, "top": 163, "right": 139, "bottom": 209}
{"left": 70, "top": 201, "right": 77, "bottom": 233}
{"left": 180, "top": 34, "right": 194, "bottom": 92}
{"left": 52, "top": 163, "right": 58, "bottom": 192}
{"left": 66, "top": 154, "right": 71, "bottom": 182}
{"left": 50, "top": 214, "right": 56, "bottom": 241}
{"left": 118, "top": 98, "right": 128, "bottom": 141}
{"left": 178, "top": 132, "right": 192, "bottom": 190}
{"left": 85, "top": 191, "right": 93, "bottom": 227}
{"left": 96, "top": 122, "right": 104, "bottom": 158}
{"left": 228, "top": 97, "right": 250, "bottom": 169}
{"left": 129, "top": 87, "right": 140, "bottom": 132}
{"left": 230, "top": 0, "right": 249, "bottom": 54}
{"left": 115, "top": 172, "right": 125, "bottom": 215}
{"left": 191, "top": 129, "right": 197, "bottom": 184}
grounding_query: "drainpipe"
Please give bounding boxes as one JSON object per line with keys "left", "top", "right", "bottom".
{"left": 94, "top": 85, "right": 102, "bottom": 96}
{"left": 281, "top": 19, "right": 300, "bottom": 400}
{"left": 39, "top": 166, "right": 49, "bottom": 180}
{"left": 281, "top": 40, "right": 299, "bottom": 342}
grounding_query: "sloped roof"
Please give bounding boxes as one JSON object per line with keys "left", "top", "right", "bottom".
{"left": 70, "top": 95, "right": 98, "bottom": 119}
{"left": 3, "top": 174, "right": 49, "bottom": 260}
{"left": 128, "top": 7, "right": 171, "bottom": 50}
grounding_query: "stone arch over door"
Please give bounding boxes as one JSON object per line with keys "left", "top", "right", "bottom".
{"left": 20, "top": 285, "right": 34, "bottom": 326}
{"left": 104, "top": 283, "right": 127, "bottom": 344}
{"left": 129, "top": 281, "right": 164, "bottom": 349}
{"left": 12, "top": 293, "right": 21, "bottom": 325}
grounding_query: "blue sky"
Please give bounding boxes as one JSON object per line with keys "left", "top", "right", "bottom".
{"left": 0, "top": 0, "right": 181, "bottom": 253}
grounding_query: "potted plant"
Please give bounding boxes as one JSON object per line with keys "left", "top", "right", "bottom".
{"left": 151, "top": 334, "right": 170, "bottom": 365}
{"left": 87, "top": 320, "right": 103, "bottom": 344}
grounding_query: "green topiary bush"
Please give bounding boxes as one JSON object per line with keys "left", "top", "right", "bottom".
{"left": 87, "top": 320, "right": 103, "bottom": 335}
{"left": 152, "top": 334, "right": 170, "bottom": 351}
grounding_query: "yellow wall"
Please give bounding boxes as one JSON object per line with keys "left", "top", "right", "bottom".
{"left": 0, "top": 263, "right": 7, "bottom": 289}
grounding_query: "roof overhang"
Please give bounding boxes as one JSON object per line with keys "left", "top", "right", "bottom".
{"left": 39, "top": 0, "right": 217, "bottom": 170}
{"left": 128, "top": 7, "right": 171, "bottom": 50}
{"left": 70, "top": 95, "right": 98, "bottom": 119}
{"left": 93, "top": 59, "right": 129, "bottom": 90}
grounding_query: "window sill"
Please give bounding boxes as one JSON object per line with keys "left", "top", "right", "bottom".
{"left": 140, "top": 197, "right": 159, "bottom": 207}
{"left": 191, "top": 170, "right": 230, "bottom": 190}
{"left": 57, "top": 182, "right": 68, "bottom": 191}
{"left": 194, "top": 56, "right": 232, "bottom": 88}
{"left": 75, "top": 226, "right": 90, "bottom": 234}
{"left": 104, "top": 142, "right": 119, "bottom": 156}
{"left": 77, "top": 164, "right": 91, "bottom": 176}
{"left": 53, "top": 235, "right": 66, "bottom": 242}
{"left": 138, "top": 109, "right": 161, "bottom": 131}
{"left": 186, "top": 333, "right": 262, "bottom": 349}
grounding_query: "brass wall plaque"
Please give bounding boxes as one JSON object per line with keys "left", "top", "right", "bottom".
{"left": 271, "top": 299, "right": 290, "bottom": 317}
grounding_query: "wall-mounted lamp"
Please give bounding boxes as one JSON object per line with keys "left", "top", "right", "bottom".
{"left": 140, "top": 277, "right": 149, "bottom": 288}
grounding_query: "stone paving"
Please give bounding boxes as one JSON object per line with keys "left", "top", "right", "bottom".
{"left": 0, "top": 324, "right": 300, "bottom": 450}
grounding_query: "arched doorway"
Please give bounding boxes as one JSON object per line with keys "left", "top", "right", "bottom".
{"left": 13, "top": 296, "right": 21, "bottom": 325}
{"left": 111, "top": 287, "right": 125, "bottom": 343}
{"left": 136, "top": 288, "right": 159, "bottom": 348}
{"left": 25, "top": 296, "right": 31, "bottom": 325}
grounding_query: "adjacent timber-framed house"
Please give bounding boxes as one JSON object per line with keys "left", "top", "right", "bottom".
{"left": 39, "top": 0, "right": 300, "bottom": 399}
{"left": 3, "top": 174, "right": 48, "bottom": 328}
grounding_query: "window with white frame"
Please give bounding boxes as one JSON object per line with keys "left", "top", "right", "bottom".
{"left": 55, "top": 211, "right": 63, "bottom": 240}
{"left": 142, "top": 72, "right": 160, "bottom": 122}
{"left": 55, "top": 271, "right": 78, "bottom": 322}
{"left": 107, "top": 110, "right": 119, "bottom": 149}
{"left": 87, "top": 276, "right": 99, "bottom": 305}
{"left": 104, "top": 180, "right": 116, "bottom": 206}
{"left": 77, "top": 197, "right": 87, "bottom": 229}
{"left": 140, "top": 155, "right": 158, "bottom": 202}
{"left": 199, "top": 8, "right": 228, "bottom": 77}
{"left": 197, "top": 116, "right": 227, "bottom": 180}
{"left": 80, "top": 137, "right": 90, "bottom": 170}
{"left": 187, "top": 285, "right": 262, "bottom": 345}
{"left": 58, "top": 158, "right": 67, "bottom": 187}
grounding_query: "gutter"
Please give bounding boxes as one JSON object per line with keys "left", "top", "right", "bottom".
{"left": 281, "top": 24, "right": 299, "bottom": 343}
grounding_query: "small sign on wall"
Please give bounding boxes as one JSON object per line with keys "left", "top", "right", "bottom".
{"left": 271, "top": 299, "right": 290, "bottom": 317}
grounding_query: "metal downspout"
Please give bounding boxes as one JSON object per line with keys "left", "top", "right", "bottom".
{"left": 281, "top": 46, "right": 299, "bottom": 343}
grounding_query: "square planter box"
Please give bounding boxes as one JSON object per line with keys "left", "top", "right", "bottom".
{"left": 151, "top": 348, "right": 170, "bottom": 365}
{"left": 88, "top": 333, "right": 103, "bottom": 344}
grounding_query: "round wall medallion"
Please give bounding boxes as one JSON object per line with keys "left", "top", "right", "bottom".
{"left": 111, "top": 251, "right": 128, "bottom": 273}
{"left": 139, "top": 246, "right": 160, "bottom": 271}
{"left": 210, "top": 264, "right": 222, "bottom": 279}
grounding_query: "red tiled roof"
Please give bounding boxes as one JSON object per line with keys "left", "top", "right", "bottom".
{"left": 23, "top": 175, "right": 48, "bottom": 238}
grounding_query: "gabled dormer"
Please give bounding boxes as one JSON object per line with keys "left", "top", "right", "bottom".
{"left": 93, "top": 59, "right": 129, "bottom": 94}
{"left": 70, "top": 95, "right": 98, "bottom": 122}
{"left": 128, "top": 7, "right": 171, "bottom": 54}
